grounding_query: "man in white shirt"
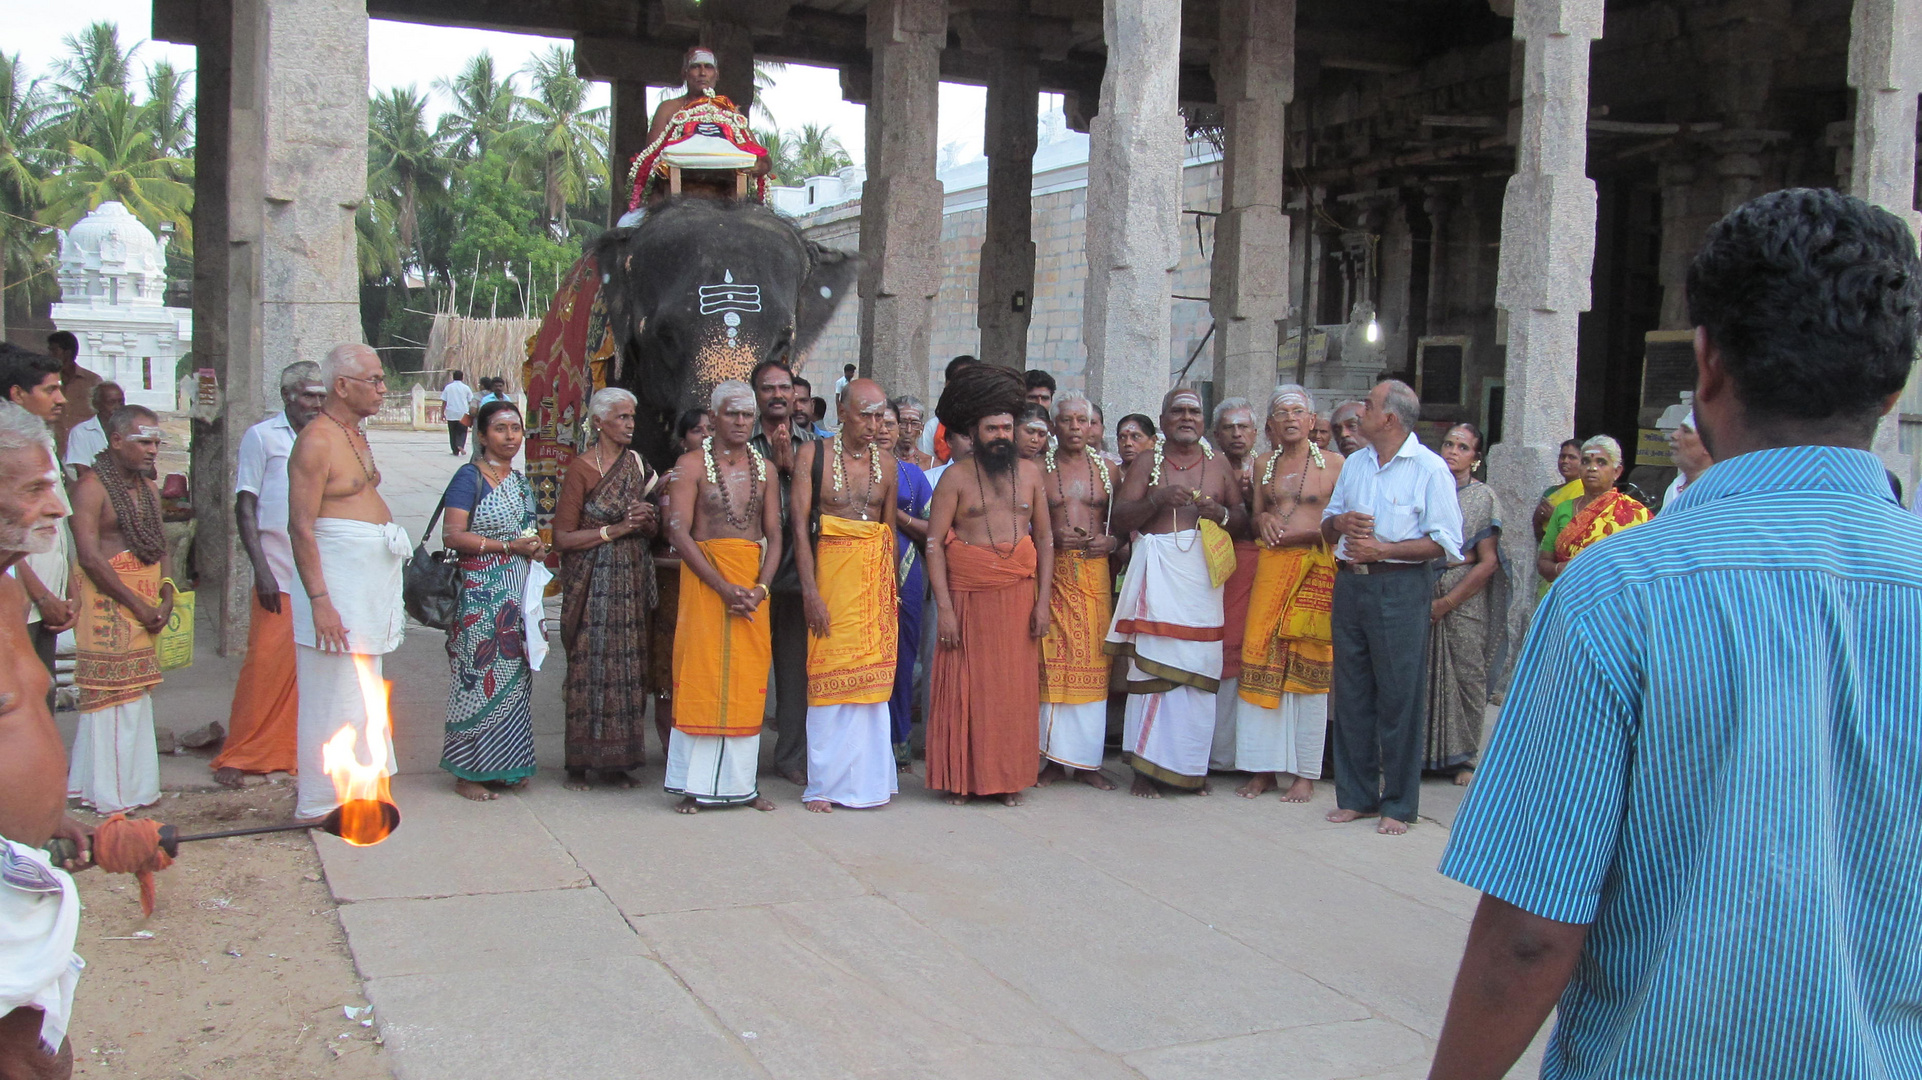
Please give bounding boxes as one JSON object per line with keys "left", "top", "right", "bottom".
{"left": 440, "top": 371, "right": 474, "bottom": 456}
{"left": 1320, "top": 379, "right": 1463, "bottom": 834}
{"left": 211, "top": 362, "right": 325, "bottom": 787}
{"left": 60, "top": 381, "right": 123, "bottom": 482}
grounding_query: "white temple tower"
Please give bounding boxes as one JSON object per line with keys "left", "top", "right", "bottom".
{"left": 49, "top": 201, "right": 192, "bottom": 411}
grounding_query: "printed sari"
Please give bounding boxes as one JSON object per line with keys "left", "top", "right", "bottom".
{"left": 559, "top": 450, "right": 658, "bottom": 771}
{"left": 1551, "top": 488, "right": 1650, "bottom": 565}
{"left": 442, "top": 469, "right": 539, "bottom": 783}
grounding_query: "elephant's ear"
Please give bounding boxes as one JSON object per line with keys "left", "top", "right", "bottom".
{"left": 795, "top": 243, "right": 860, "bottom": 356}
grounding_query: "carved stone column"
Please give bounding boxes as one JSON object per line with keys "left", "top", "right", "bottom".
{"left": 977, "top": 49, "right": 1040, "bottom": 370}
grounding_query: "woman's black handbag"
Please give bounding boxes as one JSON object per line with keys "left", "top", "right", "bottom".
{"left": 404, "top": 479, "right": 477, "bottom": 631}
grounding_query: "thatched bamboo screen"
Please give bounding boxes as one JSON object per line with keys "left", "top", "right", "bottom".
{"left": 422, "top": 313, "right": 542, "bottom": 393}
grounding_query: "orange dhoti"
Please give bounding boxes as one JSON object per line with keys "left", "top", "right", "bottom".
{"left": 668, "top": 539, "right": 771, "bottom": 805}
{"left": 929, "top": 535, "right": 1041, "bottom": 796}
{"left": 1234, "top": 543, "right": 1335, "bottom": 777}
{"left": 1039, "top": 549, "right": 1111, "bottom": 771}
{"left": 803, "top": 517, "right": 899, "bottom": 808}
{"left": 214, "top": 593, "right": 299, "bottom": 775}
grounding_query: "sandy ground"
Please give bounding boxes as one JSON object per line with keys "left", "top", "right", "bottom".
{"left": 65, "top": 779, "right": 391, "bottom": 1080}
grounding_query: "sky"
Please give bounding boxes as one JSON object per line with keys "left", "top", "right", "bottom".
{"left": 8, "top": 0, "right": 1008, "bottom": 168}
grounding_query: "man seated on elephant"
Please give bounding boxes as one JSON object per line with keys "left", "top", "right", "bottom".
{"left": 628, "top": 47, "right": 771, "bottom": 208}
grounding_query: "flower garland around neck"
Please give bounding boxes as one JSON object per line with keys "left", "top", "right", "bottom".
{"left": 1043, "top": 442, "right": 1110, "bottom": 500}
{"left": 703, "top": 435, "right": 768, "bottom": 484}
{"left": 1147, "top": 432, "right": 1215, "bottom": 487}
{"left": 1259, "top": 438, "right": 1326, "bottom": 489}
{"left": 830, "top": 431, "right": 877, "bottom": 495}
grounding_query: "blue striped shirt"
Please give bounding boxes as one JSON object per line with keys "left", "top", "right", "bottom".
{"left": 1440, "top": 445, "right": 1922, "bottom": 1079}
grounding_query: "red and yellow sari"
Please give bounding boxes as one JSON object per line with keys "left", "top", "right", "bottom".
{"left": 1552, "top": 489, "right": 1650, "bottom": 564}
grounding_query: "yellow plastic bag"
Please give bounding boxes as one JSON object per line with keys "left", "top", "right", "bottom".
{"left": 1199, "top": 519, "right": 1237, "bottom": 589}
{"left": 156, "top": 588, "right": 194, "bottom": 671}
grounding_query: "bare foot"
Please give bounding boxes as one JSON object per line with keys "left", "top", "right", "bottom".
{"left": 1281, "top": 776, "right": 1314, "bottom": 802}
{"left": 496, "top": 778, "right": 531, "bottom": 792}
{"left": 1236, "top": 773, "right": 1275, "bottom": 799}
{"left": 751, "top": 796, "right": 777, "bottom": 811}
{"left": 674, "top": 796, "right": 700, "bottom": 814}
{"left": 803, "top": 799, "right": 834, "bottom": 813}
{"left": 562, "top": 769, "right": 591, "bottom": 791}
{"left": 943, "top": 792, "right": 971, "bottom": 805}
{"left": 1073, "top": 768, "right": 1117, "bottom": 791}
{"left": 455, "top": 779, "right": 497, "bottom": 801}
{"left": 781, "top": 767, "right": 808, "bottom": 787}
{"left": 1377, "top": 817, "right": 1410, "bottom": 835}
{"left": 1453, "top": 769, "right": 1475, "bottom": 787}
{"left": 1195, "top": 781, "right": 1213, "bottom": 796}
{"left": 1325, "top": 807, "right": 1377, "bottom": 824}
{"left": 212, "top": 766, "right": 246, "bottom": 790}
{"left": 1036, "top": 761, "right": 1066, "bottom": 787}
{"left": 1130, "top": 774, "right": 1161, "bottom": 799}
{"left": 600, "top": 770, "right": 637, "bottom": 789}
{"left": 998, "top": 791, "right": 1024, "bottom": 806}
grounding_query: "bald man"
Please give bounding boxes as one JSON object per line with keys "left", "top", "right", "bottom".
{"left": 790, "top": 379, "right": 899, "bottom": 812}
{"left": 286, "top": 344, "right": 408, "bottom": 821}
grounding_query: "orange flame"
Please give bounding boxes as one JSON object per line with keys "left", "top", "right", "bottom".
{"left": 320, "top": 655, "right": 398, "bottom": 846}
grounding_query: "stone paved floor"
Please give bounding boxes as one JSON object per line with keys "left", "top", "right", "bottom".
{"left": 151, "top": 429, "right": 1544, "bottom": 1080}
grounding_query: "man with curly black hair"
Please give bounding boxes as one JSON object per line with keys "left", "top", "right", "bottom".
{"left": 1433, "top": 188, "right": 1922, "bottom": 1079}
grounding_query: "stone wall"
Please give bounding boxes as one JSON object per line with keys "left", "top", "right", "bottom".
{"left": 795, "top": 145, "right": 1223, "bottom": 405}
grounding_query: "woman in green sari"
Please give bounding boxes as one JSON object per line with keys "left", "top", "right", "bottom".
{"left": 439, "top": 400, "right": 546, "bottom": 801}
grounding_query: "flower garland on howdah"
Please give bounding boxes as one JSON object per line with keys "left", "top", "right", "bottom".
{"left": 626, "top": 90, "right": 771, "bottom": 209}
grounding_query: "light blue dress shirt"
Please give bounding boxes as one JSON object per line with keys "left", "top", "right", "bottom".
{"left": 1321, "top": 431, "right": 1463, "bottom": 562}
{"left": 1441, "top": 445, "right": 1922, "bottom": 1079}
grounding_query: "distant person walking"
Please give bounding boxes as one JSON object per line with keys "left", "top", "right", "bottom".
{"left": 441, "top": 371, "right": 474, "bottom": 456}
{"left": 1431, "top": 188, "right": 1922, "bottom": 1079}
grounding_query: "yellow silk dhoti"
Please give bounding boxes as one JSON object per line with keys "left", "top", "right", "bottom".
{"left": 804, "top": 517, "right": 899, "bottom": 807}
{"left": 1039, "top": 549, "right": 1111, "bottom": 770}
{"left": 1235, "top": 544, "right": 1335, "bottom": 777}
{"left": 668, "top": 538, "right": 770, "bottom": 805}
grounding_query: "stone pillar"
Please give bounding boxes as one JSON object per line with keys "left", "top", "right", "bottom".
{"left": 858, "top": 0, "right": 946, "bottom": 401}
{"left": 608, "top": 81, "right": 654, "bottom": 225}
{"left": 1378, "top": 200, "right": 1414, "bottom": 378}
{"left": 1422, "top": 184, "right": 1452, "bottom": 331}
{"left": 1487, "top": 0, "right": 1602, "bottom": 657}
{"left": 196, "top": 0, "right": 368, "bottom": 654}
{"left": 977, "top": 49, "right": 1039, "bottom": 370}
{"left": 1084, "top": 0, "right": 1185, "bottom": 423}
{"left": 1848, "top": 0, "right": 1922, "bottom": 473}
{"left": 1654, "top": 151, "right": 1698, "bottom": 329}
{"left": 1209, "top": 0, "right": 1295, "bottom": 408}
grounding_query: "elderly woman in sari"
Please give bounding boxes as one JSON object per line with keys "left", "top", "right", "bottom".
{"left": 554, "top": 387, "right": 662, "bottom": 790}
{"left": 1537, "top": 433, "right": 1650, "bottom": 588}
{"left": 1425, "top": 423, "right": 1508, "bottom": 784}
{"left": 882, "top": 399, "right": 933, "bottom": 769}
{"left": 440, "top": 400, "right": 547, "bottom": 801}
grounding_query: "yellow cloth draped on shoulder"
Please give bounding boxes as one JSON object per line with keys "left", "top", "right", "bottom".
{"left": 807, "top": 516, "right": 898, "bottom": 705}
{"left": 74, "top": 551, "right": 163, "bottom": 711}
{"left": 1238, "top": 544, "right": 1335, "bottom": 709}
{"left": 673, "top": 538, "right": 771, "bottom": 736}
{"left": 1040, "top": 549, "right": 1112, "bottom": 705}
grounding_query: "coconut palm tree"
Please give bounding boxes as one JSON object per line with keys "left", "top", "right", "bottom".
{"left": 355, "top": 195, "right": 404, "bottom": 284}
{"left": 39, "top": 88, "right": 193, "bottom": 242}
{"left": 49, "top": 22, "right": 138, "bottom": 137}
{"left": 367, "top": 85, "right": 446, "bottom": 281}
{"left": 143, "top": 59, "right": 193, "bottom": 158}
{"left": 434, "top": 52, "right": 517, "bottom": 163}
{"left": 0, "top": 53, "right": 55, "bottom": 335}
{"left": 791, "top": 123, "right": 852, "bottom": 180}
{"left": 513, "top": 46, "right": 606, "bottom": 237}
{"left": 753, "top": 125, "right": 799, "bottom": 186}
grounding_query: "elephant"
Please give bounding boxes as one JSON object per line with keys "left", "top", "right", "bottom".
{"left": 592, "top": 196, "right": 858, "bottom": 468}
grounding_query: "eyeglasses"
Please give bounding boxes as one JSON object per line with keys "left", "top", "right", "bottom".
{"left": 339, "top": 374, "right": 387, "bottom": 388}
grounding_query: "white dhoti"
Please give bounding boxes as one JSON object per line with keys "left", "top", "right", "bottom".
{"left": 803, "top": 703, "right": 898, "bottom": 808}
{"left": 0, "top": 840, "right": 84, "bottom": 1054}
{"left": 1039, "top": 701, "right": 1108, "bottom": 771}
{"left": 292, "top": 519, "right": 408, "bottom": 820}
{"left": 1107, "top": 532, "right": 1223, "bottom": 789}
{"left": 665, "top": 730, "right": 762, "bottom": 806}
{"left": 66, "top": 695, "right": 159, "bottom": 813}
{"left": 1234, "top": 692, "right": 1328, "bottom": 778}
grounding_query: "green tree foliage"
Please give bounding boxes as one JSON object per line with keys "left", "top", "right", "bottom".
{"left": 443, "top": 150, "right": 581, "bottom": 318}
{"left": 39, "top": 87, "right": 194, "bottom": 242}
{"left": 434, "top": 52, "right": 517, "bottom": 163}
{"left": 1, "top": 53, "right": 56, "bottom": 330}
{"left": 511, "top": 46, "right": 607, "bottom": 237}
{"left": 368, "top": 85, "right": 447, "bottom": 280}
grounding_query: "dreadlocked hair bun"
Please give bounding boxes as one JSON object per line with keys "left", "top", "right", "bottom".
{"left": 935, "top": 363, "right": 1026, "bottom": 436}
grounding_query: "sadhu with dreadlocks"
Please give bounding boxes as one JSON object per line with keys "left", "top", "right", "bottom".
{"left": 924, "top": 363, "right": 1053, "bottom": 806}
{"left": 68, "top": 405, "right": 175, "bottom": 815}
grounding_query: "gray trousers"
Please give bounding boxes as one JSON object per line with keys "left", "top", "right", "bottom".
{"left": 1330, "top": 566, "right": 1432, "bottom": 822}
{"left": 769, "top": 589, "right": 809, "bottom": 777}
